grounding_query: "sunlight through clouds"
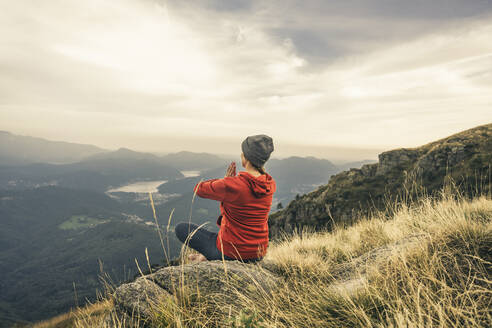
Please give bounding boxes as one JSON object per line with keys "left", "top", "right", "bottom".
{"left": 0, "top": 0, "right": 491, "bottom": 159}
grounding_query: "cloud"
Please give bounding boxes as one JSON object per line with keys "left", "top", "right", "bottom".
{"left": 1, "top": 0, "right": 491, "bottom": 159}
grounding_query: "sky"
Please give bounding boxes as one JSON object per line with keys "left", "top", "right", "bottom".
{"left": 1, "top": 0, "right": 492, "bottom": 162}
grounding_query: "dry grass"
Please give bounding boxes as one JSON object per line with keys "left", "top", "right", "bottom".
{"left": 254, "top": 193, "right": 491, "bottom": 328}
{"left": 140, "top": 190, "right": 491, "bottom": 327}
{"left": 32, "top": 299, "right": 112, "bottom": 328}
{"left": 47, "top": 187, "right": 492, "bottom": 328}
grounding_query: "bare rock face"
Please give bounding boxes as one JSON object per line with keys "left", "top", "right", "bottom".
{"left": 376, "top": 149, "right": 420, "bottom": 176}
{"left": 360, "top": 163, "right": 377, "bottom": 177}
{"left": 416, "top": 143, "right": 472, "bottom": 172}
{"left": 110, "top": 260, "right": 280, "bottom": 325}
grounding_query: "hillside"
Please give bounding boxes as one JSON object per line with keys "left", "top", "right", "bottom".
{"left": 0, "top": 187, "right": 182, "bottom": 326}
{"left": 35, "top": 190, "right": 492, "bottom": 328}
{"left": 268, "top": 123, "right": 492, "bottom": 238}
{"left": 266, "top": 156, "right": 341, "bottom": 205}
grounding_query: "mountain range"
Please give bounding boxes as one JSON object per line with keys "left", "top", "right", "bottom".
{"left": 0, "top": 131, "right": 107, "bottom": 166}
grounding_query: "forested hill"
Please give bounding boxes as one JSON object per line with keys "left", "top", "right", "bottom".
{"left": 268, "top": 123, "right": 492, "bottom": 238}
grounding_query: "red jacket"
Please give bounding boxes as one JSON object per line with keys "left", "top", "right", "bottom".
{"left": 193, "top": 171, "right": 276, "bottom": 260}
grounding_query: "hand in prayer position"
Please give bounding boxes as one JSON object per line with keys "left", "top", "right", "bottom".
{"left": 224, "top": 161, "right": 236, "bottom": 178}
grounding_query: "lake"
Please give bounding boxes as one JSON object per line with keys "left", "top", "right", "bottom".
{"left": 181, "top": 170, "right": 201, "bottom": 177}
{"left": 106, "top": 170, "right": 202, "bottom": 193}
{"left": 107, "top": 180, "right": 168, "bottom": 193}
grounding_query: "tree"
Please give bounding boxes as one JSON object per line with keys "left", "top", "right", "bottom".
{"left": 277, "top": 202, "right": 283, "bottom": 210}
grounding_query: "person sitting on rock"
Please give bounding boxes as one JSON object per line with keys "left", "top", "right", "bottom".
{"left": 175, "top": 134, "right": 277, "bottom": 264}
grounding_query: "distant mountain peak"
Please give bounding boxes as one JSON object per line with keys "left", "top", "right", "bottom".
{"left": 80, "top": 147, "right": 162, "bottom": 162}
{"left": 115, "top": 147, "right": 139, "bottom": 154}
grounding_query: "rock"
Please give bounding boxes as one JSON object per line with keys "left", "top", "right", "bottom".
{"left": 150, "top": 260, "right": 279, "bottom": 302}
{"left": 112, "top": 277, "right": 171, "bottom": 327}
{"left": 376, "top": 149, "right": 419, "bottom": 176}
{"left": 416, "top": 143, "right": 474, "bottom": 172}
{"left": 111, "top": 260, "right": 280, "bottom": 324}
{"left": 360, "top": 163, "right": 376, "bottom": 177}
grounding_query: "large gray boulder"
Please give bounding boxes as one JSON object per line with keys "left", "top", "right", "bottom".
{"left": 112, "top": 278, "right": 171, "bottom": 327}
{"left": 149, "top": 260, "right": 279, "bottom": 298}
{"left": 109, "top": 260, "right": 280, "bottom": 326}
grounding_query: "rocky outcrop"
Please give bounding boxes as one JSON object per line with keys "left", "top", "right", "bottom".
{"left": 107, "top": 260, "right": 280, "bottom": 326}
{"left": 376, "top": 149, "right": 420, "bottom": 176}
{"left": 269, "top": 123, "right": 492, "bottom": 238}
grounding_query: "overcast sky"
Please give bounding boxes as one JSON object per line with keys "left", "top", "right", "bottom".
{"left": 1, "top": 0, "right": 492, "bottom": 161}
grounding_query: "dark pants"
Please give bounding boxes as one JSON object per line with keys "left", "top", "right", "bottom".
{"left": 175, "top": 222, "right": 263, "bottom": 263}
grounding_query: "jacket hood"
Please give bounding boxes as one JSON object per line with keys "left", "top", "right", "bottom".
{"left": 238, "top": 171, "right": 276, "bottom": 197}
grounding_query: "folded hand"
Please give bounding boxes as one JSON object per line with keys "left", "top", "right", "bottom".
{"left": 224, "top": 161, "right": 236, "bottom": 178}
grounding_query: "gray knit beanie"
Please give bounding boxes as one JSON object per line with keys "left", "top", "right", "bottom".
{"left": 241, "top": 134, "right": 274, "bottom": 168}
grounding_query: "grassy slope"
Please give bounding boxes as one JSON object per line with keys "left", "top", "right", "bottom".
{"left": 47, "top": 188, "right": 491, "bottom": 328}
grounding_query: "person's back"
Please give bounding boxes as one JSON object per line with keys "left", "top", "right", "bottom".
{"left": 195, "top": 170, "right": 276, "bottom": 260}
{"left": 175, "top": 134, "right": 276, "bottom": 263}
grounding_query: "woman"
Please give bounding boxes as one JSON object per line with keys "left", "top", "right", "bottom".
{"left": 175, "top": 134, "right": 276, "bottom": 263}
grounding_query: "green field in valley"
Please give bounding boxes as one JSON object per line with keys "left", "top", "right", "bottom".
{"left": 58, "top": 215, "right": 108, "bottom": 230}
